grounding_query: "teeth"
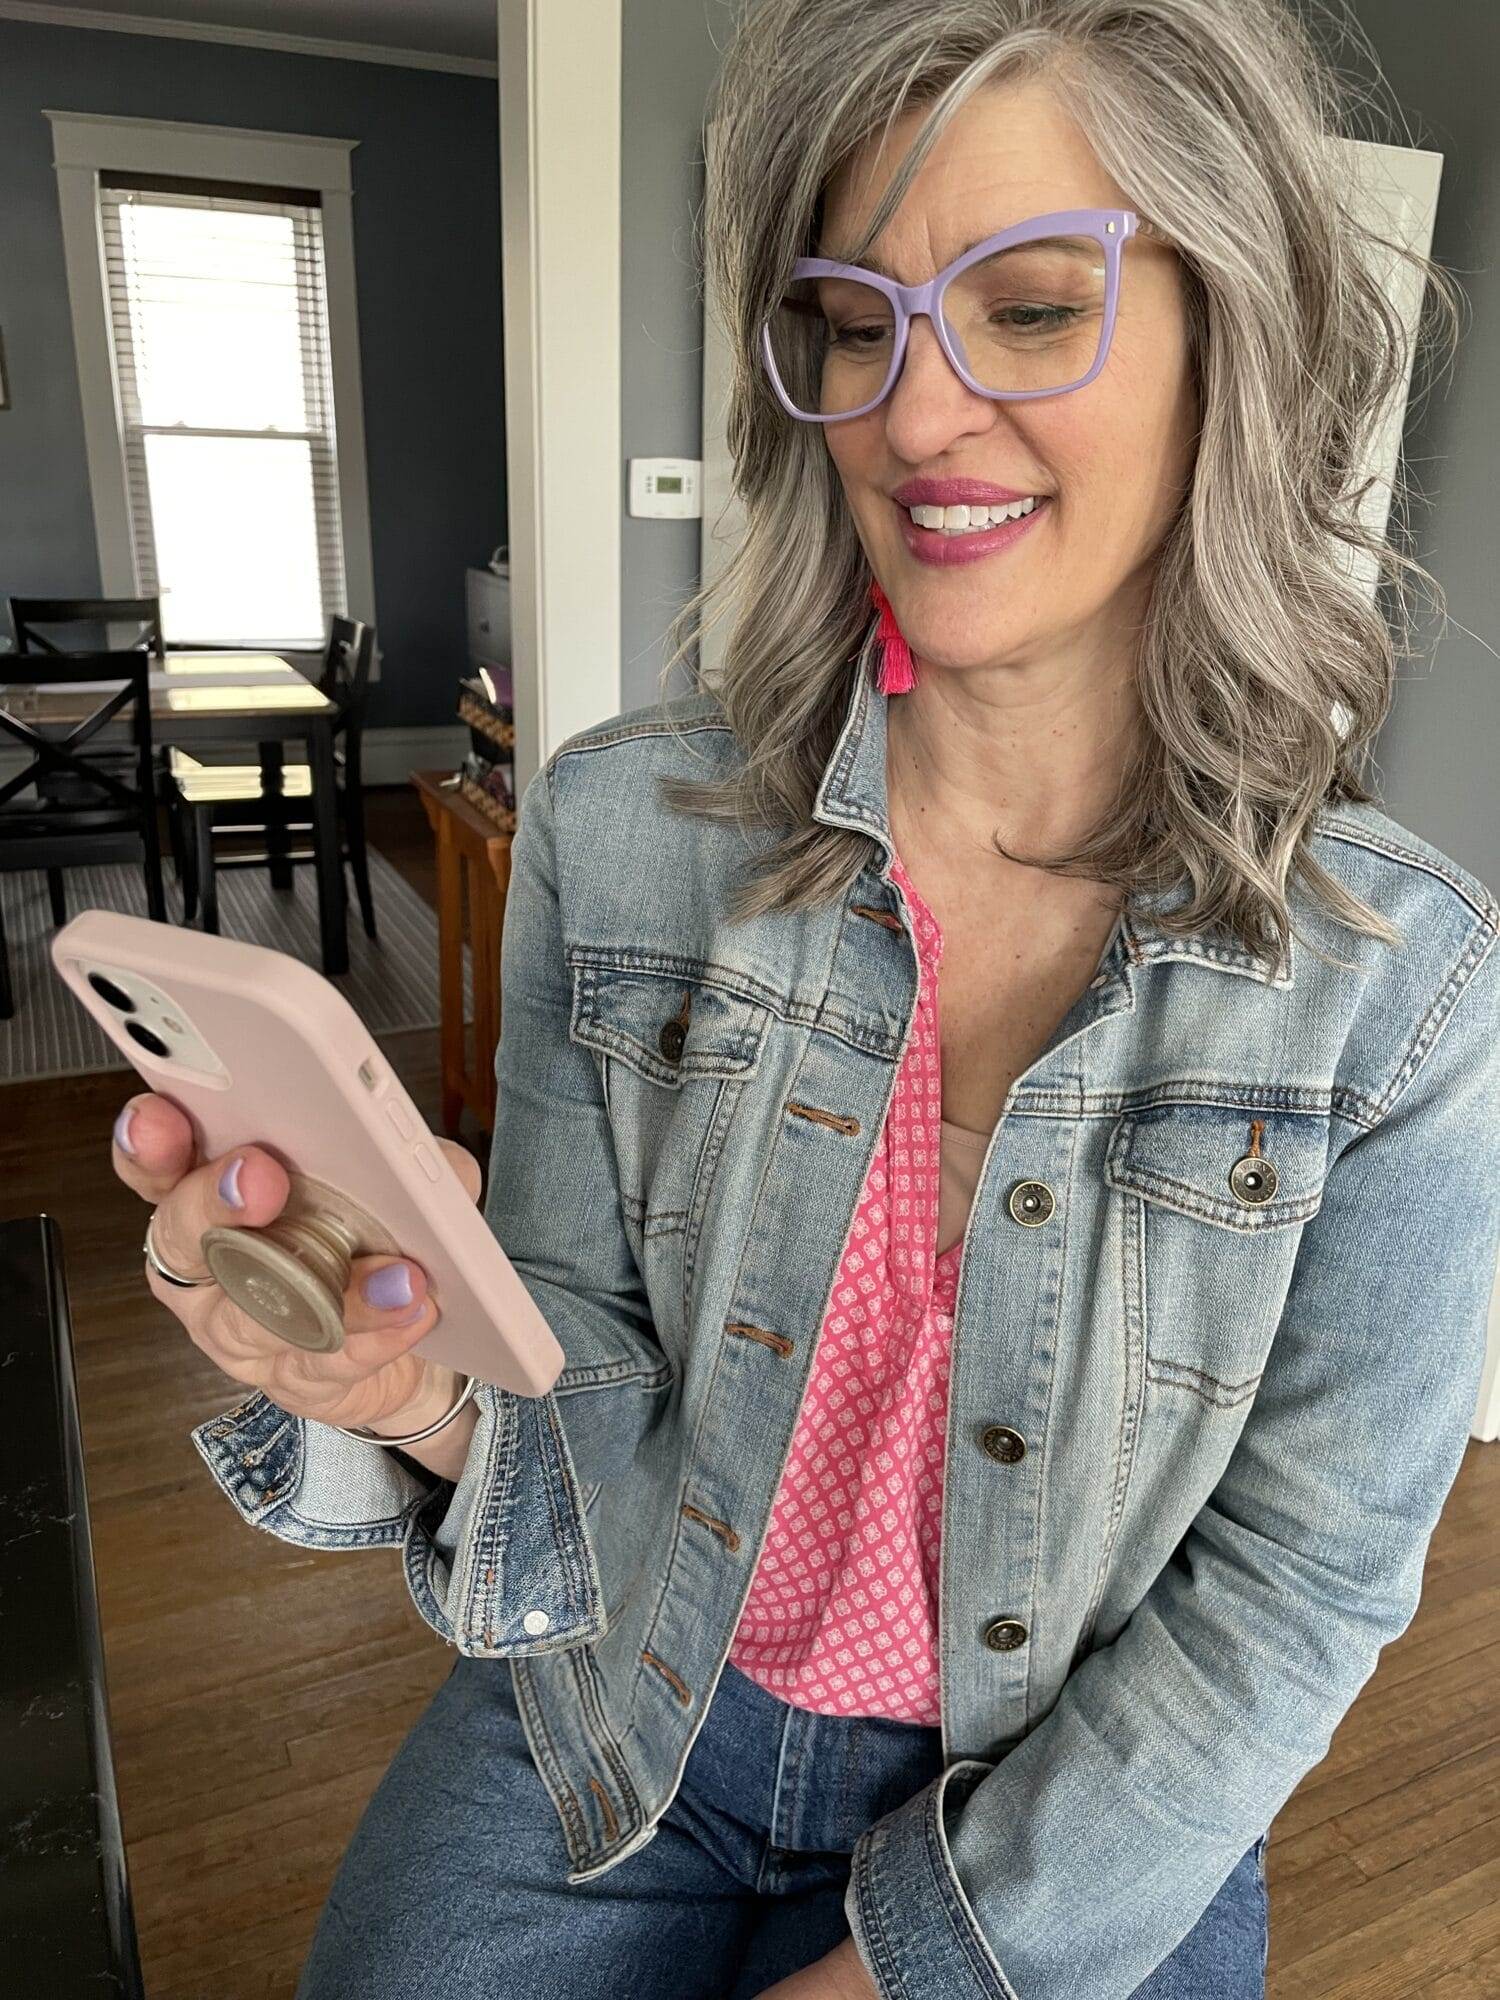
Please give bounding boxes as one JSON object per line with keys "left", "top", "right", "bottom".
{"left": 906, "top": 497, "right": 1040, "bottom": 532}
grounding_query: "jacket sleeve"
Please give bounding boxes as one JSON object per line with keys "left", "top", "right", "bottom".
{"left": 190, "top": 755, "right": 670, "bottom": 1658}
{"left": 843, "top": 901, "right": 1500, "bottom": 2000}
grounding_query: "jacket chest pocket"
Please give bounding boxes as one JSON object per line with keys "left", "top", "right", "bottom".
{"left": 570, "top": 963, "right": 772, "bottom": 1326}
{"left": 1104, "top": 1103, "right": 1330, "bottom": 1408}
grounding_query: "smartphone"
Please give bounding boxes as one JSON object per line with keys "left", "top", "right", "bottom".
{"left": 52, "top": 908, "right": 565, "bottom": 1397}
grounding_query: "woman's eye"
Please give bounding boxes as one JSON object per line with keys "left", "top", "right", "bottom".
{"left": 992, "top": 303, "right": 1080, "bottom": 332}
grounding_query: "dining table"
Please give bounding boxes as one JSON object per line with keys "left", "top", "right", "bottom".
{"left": 6, "top": 649, "right": 350, "bottom": 976}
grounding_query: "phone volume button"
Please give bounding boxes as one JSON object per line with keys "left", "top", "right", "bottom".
{"left": 412, "top": 1143, "right": 441, "bottom": 1183}
{"left": 385, "top": 1099, "right": 413, "bottom": 1139}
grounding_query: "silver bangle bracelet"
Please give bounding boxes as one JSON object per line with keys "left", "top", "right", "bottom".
{"left": 333, "top": 1371, "right": 479, "bottom": 1449}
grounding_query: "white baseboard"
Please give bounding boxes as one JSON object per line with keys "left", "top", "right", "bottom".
{"left": 0, "top": 723, "right": 469, "bottom": 789}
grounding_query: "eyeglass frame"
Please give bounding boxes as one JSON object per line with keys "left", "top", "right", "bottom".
{"left": 759, "top": 206, "right": 1169, "bottom": 423}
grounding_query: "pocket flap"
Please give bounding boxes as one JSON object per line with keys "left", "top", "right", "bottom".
{"left": 571, "top": 964, "right": 770, "bottom": 1085}
{"left": 1105, "top": 1103, "right": 1328, "bottom": 1232}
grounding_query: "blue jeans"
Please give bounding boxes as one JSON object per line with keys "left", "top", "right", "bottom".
{"left": 296, "top": 1653, "right": 1269, "bottom": 1997}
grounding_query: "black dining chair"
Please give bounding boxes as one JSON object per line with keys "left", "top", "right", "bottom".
{"left": 164, "top": 618, "right": 379, "bottom": 943}
{"left": 7, "top": 597, "right": 176, "bottom": 925}
{"left": 0, "top": 651, "right": 167, "bottom": 1020}
{"left": 8, "top": 596, "right": 165, "bottom": 659}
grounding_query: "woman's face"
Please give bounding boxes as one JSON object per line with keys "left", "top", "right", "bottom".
{"left": 817, "top": 77, "right": 1197, "bottom": 680}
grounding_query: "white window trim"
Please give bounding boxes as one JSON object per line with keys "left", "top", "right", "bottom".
{"left": 45, "top": 109, "right": 377, "bottom": 662}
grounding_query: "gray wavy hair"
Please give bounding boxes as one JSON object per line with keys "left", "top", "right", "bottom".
{"left": 652, "top": 0, "right": 1461, "bottom": 972}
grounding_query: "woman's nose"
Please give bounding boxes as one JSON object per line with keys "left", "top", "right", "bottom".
{"left": 882, "top": 312, "right": 998, "bottom": 451}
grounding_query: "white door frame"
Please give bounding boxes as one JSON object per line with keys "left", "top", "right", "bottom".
{"left": 497, "top": 0, "right": 622, "bottom": 801}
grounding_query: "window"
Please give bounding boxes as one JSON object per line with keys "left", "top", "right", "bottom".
{"left": 99, "top": 174, "right": 347, "bottom": 648}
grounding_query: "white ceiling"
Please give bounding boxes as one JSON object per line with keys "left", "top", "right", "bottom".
{"left": 23, "top": 0, "right": 498, "bottom": 63}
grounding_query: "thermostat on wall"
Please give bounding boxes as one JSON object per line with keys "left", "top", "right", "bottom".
{"left": 628, "top": 457, "right": 702, "bottom": 519}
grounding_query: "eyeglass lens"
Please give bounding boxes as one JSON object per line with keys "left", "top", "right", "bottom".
{"left": 768, "top": 233, "right": 1109, "bottom": 416}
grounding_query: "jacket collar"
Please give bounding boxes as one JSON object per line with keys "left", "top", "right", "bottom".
{"left": 811, "top": 638, "right": 1294, "bottom": 989}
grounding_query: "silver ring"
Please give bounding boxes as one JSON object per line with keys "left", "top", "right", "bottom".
{"left": 143, "top": 1210, "right": 215, "bottom": 1289}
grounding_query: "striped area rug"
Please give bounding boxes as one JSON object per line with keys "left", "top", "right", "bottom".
{"left": 0, "top": 849, "right": 470, "bottom": 1083}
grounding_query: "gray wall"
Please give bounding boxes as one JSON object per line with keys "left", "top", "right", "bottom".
{"left": 0, "top": 18, "right": 505, "bottom": 730}
{"left": 1312, "top": 2, "right": 1500, "bottom": 892}
{"left": 619, "top": 0, "right": 734, "bottom": 709}
{"left": 616, "top": 3, "right": 1497, "bottom": 892}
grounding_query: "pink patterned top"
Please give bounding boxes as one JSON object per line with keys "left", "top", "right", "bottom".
{"left": 727, "top": 850, "right": 986, "bottom": 1724}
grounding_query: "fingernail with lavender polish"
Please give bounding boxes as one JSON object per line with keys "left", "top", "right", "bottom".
{"left": 113, "top": 1104, "right": 137, "bottom": 1156}
{"left": 218, "top": 1156, "right": 245, "bottom": 1209}
{"left": 363, "top": 1262, "right": 414, "bottom": 1311}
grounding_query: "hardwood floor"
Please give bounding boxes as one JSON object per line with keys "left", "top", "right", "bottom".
{"left": 3, "top": 783, "right": 1496, "bottom": 1996}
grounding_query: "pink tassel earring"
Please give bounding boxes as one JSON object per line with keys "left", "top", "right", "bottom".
{"left": 869, "top": 578, "right": 917, "bottom": 694}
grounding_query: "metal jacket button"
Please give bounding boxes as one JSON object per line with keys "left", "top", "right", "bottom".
{"left": 983, "top": 1618, "right": 1028, "bottom": 1651}
{"left": 659, "top": 991, "right": 691, "bottom": 1064}
{"left": 1229, "top": 1154, "right": 1278, "bottom": 1204}
{"left": 1007, "top": 1180, "right": 1054, "bottom": 1226}
{"left": 981, "top": 1425, "right": 1026, "bottom": 1464}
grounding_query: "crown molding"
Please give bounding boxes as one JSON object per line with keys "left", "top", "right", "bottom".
{"left": 0, "top": 2, "right": 498, "bottom": 79}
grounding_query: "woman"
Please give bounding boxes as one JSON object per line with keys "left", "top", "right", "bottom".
{"left": 114, "top": 2, "right": 1500, "bottom": 1996}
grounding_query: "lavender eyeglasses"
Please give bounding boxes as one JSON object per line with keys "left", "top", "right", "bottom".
{"left": 760, "top": 207, "right": 1168, "bottom": 422}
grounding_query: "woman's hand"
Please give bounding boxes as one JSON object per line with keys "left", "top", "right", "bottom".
{"left": 753, "top": 1938, "right": 880, "bottom": 2000}
{"left": 112, "top": 1089, "right": 484, "bottom": 1434}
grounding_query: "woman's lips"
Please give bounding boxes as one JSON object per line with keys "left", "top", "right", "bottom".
{"left": 894, "top": 494, "right": 1051, "bottom": 567}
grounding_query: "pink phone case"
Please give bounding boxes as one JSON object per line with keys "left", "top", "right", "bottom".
{"left": 52, "top": 908, "right": 565, "bottom": 1397}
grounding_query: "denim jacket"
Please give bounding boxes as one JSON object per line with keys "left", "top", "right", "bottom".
{"left": 192, "top": 652, "right": 1500, "bottom": 2000}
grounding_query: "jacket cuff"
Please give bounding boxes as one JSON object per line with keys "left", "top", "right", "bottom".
{"left": 190, "top": 1387, "right": 433, "bottom": 1545}
{"left": 190, "top": 1383, "right": 610, "bottom": 1660}
{"left": 429, "top": 1380, "right": 609, "bottom": 1656}
{"left": 843, "top": 1760, "right": 1021, "bottom": 2000}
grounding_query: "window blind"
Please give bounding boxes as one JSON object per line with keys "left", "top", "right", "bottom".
{"left": 98, "top": 176, "right": 348, "bottom": 649}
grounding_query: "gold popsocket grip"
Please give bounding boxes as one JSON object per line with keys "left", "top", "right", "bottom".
{"left": 202, "top": 1172, "right": 401, "bottom": 1352}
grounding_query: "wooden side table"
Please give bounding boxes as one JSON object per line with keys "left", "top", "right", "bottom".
{"left": 411, "top": 769, "right": 513, "bottom": 1137}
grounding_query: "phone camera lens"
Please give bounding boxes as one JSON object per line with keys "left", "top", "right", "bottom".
{"left": 125, "top": 1020, "right": 170, "bottom": 1059}
{"left": 88, "top": 971, "right": 136, "bottom": 1013}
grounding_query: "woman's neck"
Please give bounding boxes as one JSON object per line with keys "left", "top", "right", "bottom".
{"left": 885, "top": 666, "right": 1141, "bottom": 881}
